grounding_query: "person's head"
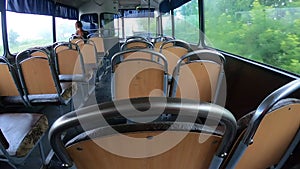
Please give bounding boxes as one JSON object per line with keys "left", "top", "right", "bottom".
{"left": 75, "top": 21, "right": 83, "bottom": 29}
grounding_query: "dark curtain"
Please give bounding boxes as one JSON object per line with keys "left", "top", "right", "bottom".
{"left": 81, "top": 13, "right": 98, "bottom": 23}
{"left": 7, "top": 0, "right": 78, "bottom": 20}
{"left": 55, "top": 3, "right": 78, "bottom": 20}
{"left": 0, "top": 0, "right": 5, "bottom": 11}
{"left": 7, "top": 0, "right": 54, "bottom": 16}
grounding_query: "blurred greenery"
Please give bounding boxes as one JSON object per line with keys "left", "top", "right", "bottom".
{"left": 8, "top": 38, "right": 52, "bottom": 54}
{"left": 174, "top": 0, "right": 199, "bottom": 43}
{"left": 0, "top": 46, "right": 3, "bottom": 55}
{"left": 204, "top": 0, "right": 300, "bottom": 75}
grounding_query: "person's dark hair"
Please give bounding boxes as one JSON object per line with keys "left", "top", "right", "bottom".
{"left": 76, "top": 21, "right": 83, "bottom": 28}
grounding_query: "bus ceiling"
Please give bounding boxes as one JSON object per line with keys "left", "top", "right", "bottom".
{"left": 52, "top": 0, "right": 160, "bottom": 10}
{"left": 52, "top": 0, "right": 190, "bottom": 12}
{"left": 118, "top": 0, "right": 191, "bottom": 12}
{"left": 118, "top": 0, "right": 159, "bottom": 9}
{"left": 52, "top": 0, "right": 90, "bottom": 8}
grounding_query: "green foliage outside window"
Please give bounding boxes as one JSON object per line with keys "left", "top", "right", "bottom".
{"left": 174, "top": 0, "right": 199, "bottom": 44}
{"left": 134, "top": 18, "right": 156, "bottom": 37}
{"left": 0, "top": 45, "right": 3, "bottom": 55}
{"left": 205, "top": 0, "right": 300, "bottom": 75}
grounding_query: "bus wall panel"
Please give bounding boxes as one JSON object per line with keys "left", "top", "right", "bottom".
{"left": 223, "top": 54, "right": 300, "bottom": 119}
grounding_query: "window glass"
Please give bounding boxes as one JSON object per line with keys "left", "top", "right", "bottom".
{"left": 162, "top": 12, "right": 172, "bottom": 37}
{"left": 56, "top": 17, "right": 77, "bottom": 42}
{"left": 204, "top": 0, "right": 300, "bottom": 75}
{"left": 174, "top": 0, "right": 199, "bottom": 44}
{"left": 122, "top": 9, "right": 156, "bottom": 38}
{"left": 123, "top": 17, "right": 156, "bottom": 38}
{"left": 7, "top": 11, "right": 53, "bottom": 54}
{"left": 100, "top": 13, "right": 118, "bottom": 37}
{"left": 114, "top": 15, "right": 122, "bottom": 38}
{"left": 0, "top": 13, "right": 3, "bottom": 56}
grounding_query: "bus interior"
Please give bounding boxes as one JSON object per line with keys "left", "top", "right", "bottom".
{"left": 0, "top": 0, "right": 299, "bottom": 169}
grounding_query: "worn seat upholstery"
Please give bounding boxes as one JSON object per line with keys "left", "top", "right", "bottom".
{"left": 0, "top": 113, "right": 48, "bottom": 157}
{"left": 0, "top": 112, "right": 48, "bottom": 168}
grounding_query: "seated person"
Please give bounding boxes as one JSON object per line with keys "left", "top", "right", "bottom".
{"left": 72, "top": 20, "right": 89, "bottom": 39}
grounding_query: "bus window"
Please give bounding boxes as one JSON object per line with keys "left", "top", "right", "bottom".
{"left": 204, "top": 0, "right": 300, "bottom": 75}
{"left": 162, "top": 12, "right": 172, "bottom": 37}
{"left": 0, "top": 14, "right": 3, "bottom": 56}
{"left": 122, "top": 9, "right": 156, "bottom": 38}
{"left": 7, "top": 11, "right": 53, "bottom": 54}
{"left": 56, "top": 17, "right": 77, "bottom": 42}
{"left": 100, "top": 13, "right": 119, "bottom": 37}
{"left": 174, "top": 0, "right": 199, "bottom": 44}
{"left": 114, "top": 14, "right": 122, "bottom": 38}
{"left": 81, "top": 13, "right": 99, "bottom": 35}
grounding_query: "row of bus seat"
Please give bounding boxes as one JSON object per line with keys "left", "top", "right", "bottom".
{"left": 48, "top": 79, "right": 300, "bottom": 169}
{"left": 0, "top": 47, "right": 78, "bottom": 107}
{"left": 121, "top": 35, "right": 175, "bottom": 50}
{"left": 0, "top": 39, "right": 103, "bottom": 168}
{"left": 121, "top": 38, "right": 191, "bottom": 62}
{"left": 54, "top": 41, "right": 95, "bottom": 82}
{"left": 0, "top": 53, "right": 51, "bottom": 168}
{"left": 70, "top": 34, "right": 106, "bottom": 61}
{"left": 72, "top": 33, "right": 113, "bottom": 70}
{"left": 120, "top": 37, "right": 210, "bottom": 81}
{"left": 70, "top": 36, "right": 113, "bottom": 80}
{"left": 111, "top": 48, "right": 225, "bottom": 105}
